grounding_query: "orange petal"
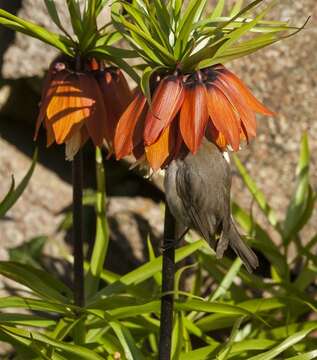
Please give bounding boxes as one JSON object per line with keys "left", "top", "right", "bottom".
{"left": 206, "top": 122, "right": 227, "bottom": 151}
{"left": 215, "top": 77, "right": 257, "bottom": 142}
{"left": 79, "top": 74, "right": 108, "bottom": 147}
{"left": 144, "top": 75, "right": 184, "bottom": 145}
{"left": 180, "top": 83, "right": 209, "bottom": 154}
{"left": 44, "top": 118, "right": 55, "bottom": 147}
{"left": 205, "top": 83, "right": 241, "bottom": 151}
{"left": 99, "top": 69, "right": 132, "bottom": 144}
{"left": 145, "top": 123, "right": 175, "bottom": 171}
{"left": 34, "top": 70, "right": 68, "bottom": 140}
{"left": 114, "top": 92, "right": 147, "bottom": 159}
{"left": 46, "top": 73, "right": 94, "bottom": 144}
{"left": 220, "top": 67, "right": 275, "bottom": 116}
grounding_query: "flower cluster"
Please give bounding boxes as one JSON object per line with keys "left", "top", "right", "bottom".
{"left": 114, "top": 64, "right": 273, "bottom": 170}
{"left": 35, "top": 58, "right": 131, "bottom": 160}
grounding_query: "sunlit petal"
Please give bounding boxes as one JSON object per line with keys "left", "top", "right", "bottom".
{"left": 114, "top": 92, "right": 147, "bottom": 159}
{"left": 205, "top": 83, "right": 241, "bottom": 151}
{"left": 180, "top": 82, "right": 209, "bottom": 154}
{"left": 220, "top": 67, "right": 275, "bottom": 116}
{"left": 145, "top": 123, "right": 175, "bottom": 171}
{"left": 144, "top": 75, "right": 184, "bottom": 145}
{"left": 215, "top": 77, "right": 257, "bottom": 141}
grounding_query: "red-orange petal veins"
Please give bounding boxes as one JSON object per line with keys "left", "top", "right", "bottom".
{"left": 46, "top": 74, "right": 93, "bottom": 144}
{"left": 205, "top": 83, "right": 241, "bottom": 151}
{"left": 144, "top": 75, "right": 184, "bottom": 145}
{"left": 220, "top": 67, "right": 275, "bottom": 116}
{"left": 79, "top": 74, "right": 108, "bottom": 147}
{"left": 180, "top": 82, "right": 209, "bottom": 154}
{"left": 215, "top": 76, "right": 257, "bottom": 142}
{"left": 145, "top": 123, "right": 175, "bottom": 171}
{"left": 34, "top": 69, "right": 68, "bottom": 140}
{"left": 114, "top": 92, "right": 147, "bottom": 159}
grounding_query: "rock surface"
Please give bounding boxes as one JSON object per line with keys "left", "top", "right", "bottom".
{"left": 0, "top": 0, "right": 315, "bottom": 263}
{"left": 0, "top": 1, "right": 316, "bottom": 353}
{"left": 229, "top": 1, "right": 317, "bottom": 241}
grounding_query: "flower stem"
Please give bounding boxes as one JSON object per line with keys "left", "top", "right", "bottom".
{"left": 85, "top": 147, "right": 109, "bottom": 298}
{"left": 72, "top": 150, "right": 85, "bottom": 308}
{"left": 159, "top": 204, "right": 176, "bottom": 360}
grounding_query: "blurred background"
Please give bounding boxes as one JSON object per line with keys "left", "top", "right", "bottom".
{"left": 0, "top": 1, "right": 316, "bottom": 354}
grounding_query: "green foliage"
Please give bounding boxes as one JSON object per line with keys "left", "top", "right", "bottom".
{"left": 0, "top": 134, "right": 316, "bottom": 358}
{"left": 112, "top": 0, "right": 304, "bottom": 88}
{"left": 0, "top": 2, "right": 313, "bottom": 358}
{"left": 0, "top": 149, "right": 38, "bottom": 218}
{"left": 0, "top": 0, "right": 126, "bottom": 62}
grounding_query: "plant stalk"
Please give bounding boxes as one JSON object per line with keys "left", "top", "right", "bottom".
{"left": 72, "top": 150, "right": 85, "bottom": 308}
{"left": 85, "top": 146, "right": 109, "bottom": 298}
{"left": 159, "top": 204, "right": 176, "bottom": 360}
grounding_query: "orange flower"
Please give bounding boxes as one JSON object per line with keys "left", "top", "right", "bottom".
{"left": 96, "top": 67, "right": 132, "bottom": 149}
{"left": 114, "top": 64, "right": 274, "bottom": 170}
{"left": 35, "top": 60, "right": 131, "bottom": 159}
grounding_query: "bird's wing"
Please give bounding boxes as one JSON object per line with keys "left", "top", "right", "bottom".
{"left": 175, "top": 162, "right": 217, "bottom": 246}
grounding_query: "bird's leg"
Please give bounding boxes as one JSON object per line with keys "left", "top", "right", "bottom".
{"left": 162, "top": 228, "right": 190, "bottom": 251}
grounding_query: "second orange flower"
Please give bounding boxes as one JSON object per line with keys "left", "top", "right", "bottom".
{"left": 114, "top": 64, "right": 274, "bottom": 171}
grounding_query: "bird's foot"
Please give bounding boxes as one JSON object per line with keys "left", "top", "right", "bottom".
{"left": 161, "top": 228, "right": 190, "bottom": 252}
{"left": 161, "top": 238, "right": 177, "bottom": 252}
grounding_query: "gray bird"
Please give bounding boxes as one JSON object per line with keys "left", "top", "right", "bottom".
{"left": 164, "top": 140, "right": 259, "bottom": 273}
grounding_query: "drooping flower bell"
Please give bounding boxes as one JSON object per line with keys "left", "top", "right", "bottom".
{"left": 114, "top": 64, "right": 274, "bottom": 171}
{"left": 34, "top": 58, "right": 132, "bottom": 160}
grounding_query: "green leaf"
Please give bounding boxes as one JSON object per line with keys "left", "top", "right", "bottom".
{"left": 0, "top": 10, "right": 73, "bottom": 55}
{"left": 9, "top": 236, "right": 47, "bottom": 268}
{"left": 248, "top": 326, "right": 317, "bottom": 360}
{"left": 0, "top": 313, "right": 56, "bottom": 327}
{"left": 179, "top": 344, "right": 219, "bottom": 359}
{"left": 0, "top": 296, "right": 75, "bottom": 315}
{"left": 153, "top": 0, "right": 171, "bottom": 38}
{"left": 106, "top": 301, "right": 161, "bottom": 319}
{"left": 285, "top": 351, "right": 317, "bottom": 360}
{"left": 0, "top": 325, "right": 105, "bottom": 360}
{"left": 176, "top": 299, "right": 252, "bottom": 317}
{"left": 210, "top": 0, "right": 225, "bottom": 19}
{"left": 233, "top": 133, "right": 278, "bottom": 230}
{"left": 90, "top": 48, "right": 140, "bottom": 83}
{"left": 114, "top": 13, "right": 175, "bottom": 65}
{"left": 230, "top": 0, "right": 244, "bottom": 17}
{"left": 109, "top": 321, "right": 145, "bottom": 360}
{"left": 175, "top": 0, "right": 207, "bottom": 57}
{"left": 89, "top": 240, "right": 205, "bottom": 304}
{"left": 85, "top": 147, "right": 110, "bottom": 299}
{"left": 147, "top": 237, "right": 161, "bottom": 286}
{"left": 0, "top": 262, "right": 72, "bottom": 303}
{"left": 0, "top": 149, "right": 38, "bottom": 218}
{"left": 211, "top": 257, "right": 242, "bottom": 301}
{"left": 44, "top": 0, "right": 62, "bottom": 29}
{"left": 66, "top": 0, "right": 83, "bottom": 38}
{"left": 283, "top": 133, "right": 311, "bottom": 243}
{"left": 140, "top": 66, "right": 157, "bottom": 104}
{"left": 171, "top": 312, "right": 184, "bottom": 360}
{"left": 216, "top": 317, "right": 244, "bottom": 360}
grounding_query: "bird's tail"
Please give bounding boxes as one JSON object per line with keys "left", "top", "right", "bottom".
{"left": 228, "top": 221, "right": 259, "bottom": 273}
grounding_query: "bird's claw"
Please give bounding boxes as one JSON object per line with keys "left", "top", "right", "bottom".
{"left": 161, "top": 238, "right": 177, "bottom": 252}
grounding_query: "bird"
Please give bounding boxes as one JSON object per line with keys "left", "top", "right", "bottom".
{"left": 164, "top": 140, "right": 259, "bottom": 273}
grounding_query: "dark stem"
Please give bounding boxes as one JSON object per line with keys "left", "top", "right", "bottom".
{"left": 72, "top": 150, "right": 85, "bottom": 307}
{"left": 159, "top": 204, "right": 176, "bottom": 360}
